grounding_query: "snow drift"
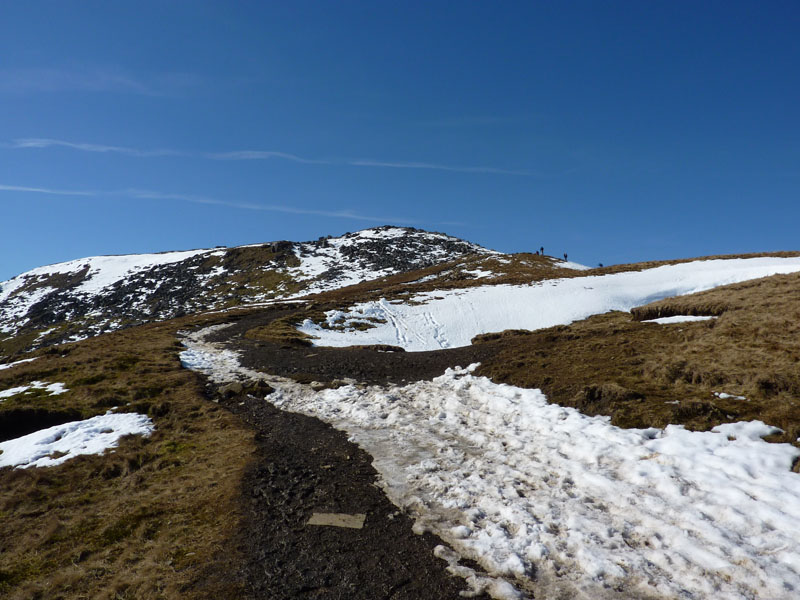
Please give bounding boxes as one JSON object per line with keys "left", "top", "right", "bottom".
{"left": 300, "top": 256, "right": 800, "bottom": 351}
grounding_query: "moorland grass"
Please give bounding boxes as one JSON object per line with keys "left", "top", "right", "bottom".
{"left": 0, "top": 316, "right": 255, "bottom": 600}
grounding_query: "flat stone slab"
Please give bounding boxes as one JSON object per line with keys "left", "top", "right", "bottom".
{"left": 307, "top": 512, "right": 366, "bottom": 529}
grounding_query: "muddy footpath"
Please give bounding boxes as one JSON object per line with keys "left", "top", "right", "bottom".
{"left": 202, "top": 308, "right": 495, "bottom": 599}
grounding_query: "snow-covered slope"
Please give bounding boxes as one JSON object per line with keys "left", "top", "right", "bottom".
{"left": 300, "top": 256, "right": 800, "bottom": 351}
{"left": 0, "top": 226, "right": 493, "bottom": 350}
{"left": 289, "top": 227, "right": 498, "bottom": 293}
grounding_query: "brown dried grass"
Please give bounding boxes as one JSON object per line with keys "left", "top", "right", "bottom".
{"left": 0, "top": 317, "right": 255, "bottom": 599}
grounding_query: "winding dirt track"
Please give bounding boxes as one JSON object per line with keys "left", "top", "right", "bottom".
{"left": 204, "top": 307, "right": 496, "bottom": 599}
{"left": 207, "top": 308, "right": 497, "bottom": 386}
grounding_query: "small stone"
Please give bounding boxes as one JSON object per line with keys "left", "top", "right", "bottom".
{"left": 307, "top": 513, "right": 366, "bottom": 529}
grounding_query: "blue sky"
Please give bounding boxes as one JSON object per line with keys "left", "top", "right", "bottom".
{"left": 1, "top": 1, "right": 799, "bottom": 280}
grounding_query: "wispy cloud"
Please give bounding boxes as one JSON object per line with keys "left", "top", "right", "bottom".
{"left": 7, "top": 136, "right": 530, "bottom": 176}
{"left": 0, "top": 183, "right": 417, "bottom": 224}
{"left": 0, "top": 183, "right": 95, "bottom": 196}
{"left": 205, "top": 150, "right": 329, "bottom": 164}
{"left": 347, "top": 159, "right": 531, "bottom": 176}
{"left": 0, "top": 67, "right": 198, "bottom": 97}
{"left": 210, "top": 152, "right": 530, "bottom": 175}
{"left": 419, "top": 115, "right": 536, "bottom": 128}
{"left": 9, "top": 138, "right": 184, "bottom": 158}
{"left": 119, "top": 189, "right": 417, "bottom": 222}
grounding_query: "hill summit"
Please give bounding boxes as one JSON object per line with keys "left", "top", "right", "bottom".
{"left": 0, "top": 227, "right": 494, "bottom": 353}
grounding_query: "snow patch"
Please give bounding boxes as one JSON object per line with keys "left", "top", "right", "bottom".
{"left": 0, "top": 357, "right": 38, "bottom": 370}
{"left": 0, "top": 380, "right": 68, "bottom": 399}
{"left": 300, "top": 256, "right": 800, "bottom": 351}
{"left": 463, "top": 268, "right": 496, "bottom": 279}
{"left": 714, "top": 391, "right": 748, "bottom": 401}
{"left": 0, "top": 412, "right": 153, "bottom": 469}
{"left": 285, "top": 227, "right": 495, "bottom": 297}
{"left": 178, "top": 324, "right": 269, "bottom": 384}
{"left": 643, "top": 315, "right": 717, "bottom": 324}
{"left": 551, "top": 258, "right": 592, "bottom": 271}
{"left": 0, "top": 248, "right": 214, "bottom": 302}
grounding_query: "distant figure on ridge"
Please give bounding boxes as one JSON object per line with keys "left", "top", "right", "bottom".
{"left": 540, "top": 246, "right": 544, "bottom": 255}
{"left": 564, "top": 253, "right": 568, "bottom": 261}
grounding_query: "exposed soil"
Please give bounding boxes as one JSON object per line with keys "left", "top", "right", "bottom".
{"left": 206, "top": 308, "right": 495, "bottom": 387}
{"left": 216, "top": 387, "right": 485, "bottom": 600}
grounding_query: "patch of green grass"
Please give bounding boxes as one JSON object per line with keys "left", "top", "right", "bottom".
{"left": 347, "top": 320, "right": 381, "bottom": 331}
{"left": 161, "top": 440, "right": 195, "bottom": 455}
{"left": 100, "top": 509, "right": 160, "bottom": 546}
{"left": 111, "top": 355, "right": 141, "bottom": 371}
{"left": 244, "top": 314, "right": 317, "bottom": 346}
{"left": 0, "top": 556, "right": 55, "bottom": 594}
{"left": 0, "top": 331, "right": 39, "bottom": 357}
{"left": 72, "top": 373, "right": 107, "bottom": 386}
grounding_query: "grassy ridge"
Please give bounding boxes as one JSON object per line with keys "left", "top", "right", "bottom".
{"left": 0, "top": 317, "right": 254, "bottom": 599}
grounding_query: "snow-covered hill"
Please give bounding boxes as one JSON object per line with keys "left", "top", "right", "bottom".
{"left": 0, "top": 226, "right": 493, "bottom": 351}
